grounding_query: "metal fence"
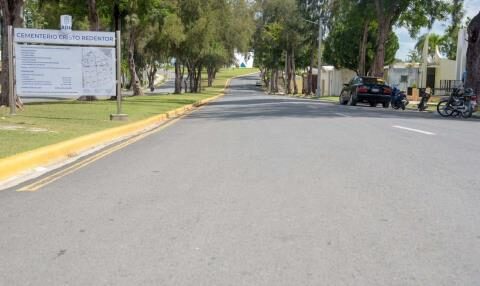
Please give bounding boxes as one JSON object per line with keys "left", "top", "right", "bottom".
{"left": 430, "top": 80, "right": 464, "bottom": 96}
{"left": 440, "top": 80, "right": 463, "bottom": 91}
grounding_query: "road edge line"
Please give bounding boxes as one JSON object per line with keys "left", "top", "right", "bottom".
{"left": 0, "top": 71, "right": 258, "bottom": 184}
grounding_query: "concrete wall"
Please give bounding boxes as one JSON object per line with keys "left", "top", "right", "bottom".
{"left": 331, "top": 69, "right": 356, "bottom": 96}
{"left": 302, "top": 68, "right": 355, "bottom": 96}
{"left": 386, "top": 67, "right": 420, "bottom": 91}
{"left": 435, "top": 59, "right": 457, "bottom": 89}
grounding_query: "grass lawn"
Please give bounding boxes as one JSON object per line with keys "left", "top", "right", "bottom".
{"left": 0, "top": 68, "right": 258, "bottom": 159}
{"left": 316, "top": 96, "right": 339, "bottom": 103}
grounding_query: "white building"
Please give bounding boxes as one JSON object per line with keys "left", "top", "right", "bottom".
{"left": 234, "top": 50, "right": 254, "bottom": 68}
{"left": 385, "top": 46, "right": 457, "bottom": 94}
{"left": 384, "top": 63, "right": 421, "bottom": 91}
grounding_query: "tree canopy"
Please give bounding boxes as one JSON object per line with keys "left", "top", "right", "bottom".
{"left": 0, "top": 0, "right": 470, "bottom": 104}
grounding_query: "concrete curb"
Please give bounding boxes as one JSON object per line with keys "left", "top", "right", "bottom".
{"left": 0, "top": 72, "right": 257, "bottom": 183}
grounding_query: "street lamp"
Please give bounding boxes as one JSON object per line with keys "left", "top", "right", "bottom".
{"left": 304, "top": 18, "right": 323, "bottom": 97}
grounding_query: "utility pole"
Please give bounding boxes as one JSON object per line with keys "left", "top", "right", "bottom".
{"left": 302, "top": 13, "right": 323, "bottom": 97}
{"left": 317, "top": 18, "right": 322, "bottom": 97}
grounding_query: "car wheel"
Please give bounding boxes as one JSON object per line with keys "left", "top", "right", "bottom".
{"left": 369, "top": 101, "right": 376, "bottom": 107}
{"left": 339, "top": 93, "right": 346, "bottom": 105}
{"left": 382, "top": 101, "right": 389, "bottom": 108}
{"left": 348, "top": 93, "right": 357, "bottom": 106}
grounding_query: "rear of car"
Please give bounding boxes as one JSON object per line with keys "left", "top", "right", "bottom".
{"left": 356, "top": 77, "right": 392, "bottom": 107}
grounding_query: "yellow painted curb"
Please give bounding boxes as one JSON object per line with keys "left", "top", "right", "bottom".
{"left": 0, "top": 71, "right": 257, "bottom": 182}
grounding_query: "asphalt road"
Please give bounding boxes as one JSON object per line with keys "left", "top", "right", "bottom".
{"left": 1, "top": 75, "right": 480, "bottom": 285}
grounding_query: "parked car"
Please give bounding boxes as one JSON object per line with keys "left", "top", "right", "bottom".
{"left": 339, "top": 76, "right": 392, "bottom": 108}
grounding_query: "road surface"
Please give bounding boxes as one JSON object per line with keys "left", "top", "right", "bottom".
{"left": 1, "top": 75, "right": 480, "bottom": 285}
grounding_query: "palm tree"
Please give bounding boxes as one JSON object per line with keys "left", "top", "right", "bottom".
{"left": 414, "top": 33, "right": 446, "bottom": 59}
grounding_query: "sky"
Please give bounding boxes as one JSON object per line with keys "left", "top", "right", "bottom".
{"left": 394, "top": 0, "right": 480, "bottom": 60}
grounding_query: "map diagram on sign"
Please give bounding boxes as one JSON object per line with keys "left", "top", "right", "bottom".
{"left": 81, "top": 48, "right": 115, "bottom": 94}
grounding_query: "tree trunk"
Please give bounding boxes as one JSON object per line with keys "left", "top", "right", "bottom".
{"left": 0, "top": 0, "right": 25, "bottom": 107}
{"left": 87, "top": 0, "right": 99, "bottom": 31}
{"left": 262, "top": 68, "right": 269, "bottom": 87}
{"left": 174, "top": 60, "right": 183, "bottom": 94}
{"left": 194, "top": 65, "right": 202, "bottom": 92}
{"left": 358, "top": 21, "right": 369, "bottom": 76}
{"left": 283, "top": 51, "right": 288, "bottom": 93}
{"left": 185, "top": 61, "right": 194, "bottom": 93}
{"left": 307, "top": 52, "right": 314, "bottom": 94}
{"left": 292, "top": 47, "right": 298, "bottom": 94}
{"left": 270, "top": 69, "right": 275, "bottom": 93}
{"left": 466, "top": 11, "right": 480, "bottom": 104}
{"left": 128, "top": 28, "right": 143, "bottom": 96}
{"left": 147, "top": 64, "right": 157, "bottom": 89}
{"left": 371, "top": 18, "right": 390, "bottom": 77}
{"left": 207, "top": 66, "right": 214, "bottom": 87}
{"left": 274, "top": 68, "right": 279, "bottom": 93}
{"left": 187, "top": 63, "right": 194, "bottom": 93}
{"left": 371, "top": 0, "right": 391, "bottom": 77}
{"left": 286, "top": 51, "right": 292, "bottom": 94}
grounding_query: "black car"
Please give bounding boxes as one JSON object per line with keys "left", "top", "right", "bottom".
{"left": 339, "top": 76, "right": 392, "bottom": 108}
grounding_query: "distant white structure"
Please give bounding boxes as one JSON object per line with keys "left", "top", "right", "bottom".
{"left": 234, "top": 50, "right": 254, "bottom": 68}
{"left": 305, "top": 67, "right": 356, "bottom": 96}
{"left": 385, "top": 46, "right": 456, "bottom": 93}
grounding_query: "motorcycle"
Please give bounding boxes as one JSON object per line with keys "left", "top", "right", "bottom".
{"left": 437, "top": 87, "right": 477, "bottom": 118}
{"left": 418, "top": 88, "right": 431, "bottom": 111}
{"left": 390, "top": 86, "right": 409, "bottom": 110}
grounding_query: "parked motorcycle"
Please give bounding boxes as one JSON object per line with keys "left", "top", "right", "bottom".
{"left": 418, "top": 88, "right": 431, "bottom": 111}
{"left": 390, "top": 86, "right": 409, "bottom": 110}
{"left": 437, "top": 87, "right": 477, "bottom": 118}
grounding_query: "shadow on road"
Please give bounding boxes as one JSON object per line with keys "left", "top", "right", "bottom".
{"left": 190, "top": 82, "right": 480, "bottom": 124}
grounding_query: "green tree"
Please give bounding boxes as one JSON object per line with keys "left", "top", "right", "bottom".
{"left": 37, "top": 0, "right": 92, "bottom": 30}
{"left": 441, "top": 0, "right": 464, "bottom": 60}
{"left": 124, "top": 0, "right": 173, "bottom": 95}
{"left": 323, "top": 0, "right": 399, "bottom": 75}
{"left": 297, "top": 0, "right": 333, "bottom": 94}
{"left": 252, "top": 1, "right": 284, "bottom": 93}
{"left": 324, "top": 20, "right": 399, "bottom": 74}
{"left": 414, "top": 33, "right": 446, "bottom": 58}
{"left": 407, "top": 49, "right": 421, "bottom": 62}
{"left": 253, "top": 0, "right": 304, "bottom": 93}
{"left": 370, "top": 0, "right": 450, "bottom": 76}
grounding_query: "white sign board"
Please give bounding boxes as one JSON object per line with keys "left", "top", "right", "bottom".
{"left": 15, "top": 44, "right": 116, "bottom": 97}
{"left": 60, "top": 15, "right": 72, "bottom": 32}
{"left": 14, "top": 28, "right": 115, "bottom": 47}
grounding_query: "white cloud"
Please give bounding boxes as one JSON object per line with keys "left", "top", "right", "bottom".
{"left": 395, "top": 0, "right": 480, "bottom": 60}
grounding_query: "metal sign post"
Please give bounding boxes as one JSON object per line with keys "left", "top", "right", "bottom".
{"left": 110, "top": 30, "right": 128, "bottom": 121}
{"left": 8, "top": 25, "right": 16, "bottom": 115}
{"left": 116, "top": 31, "right": 122, "bottom": 115}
